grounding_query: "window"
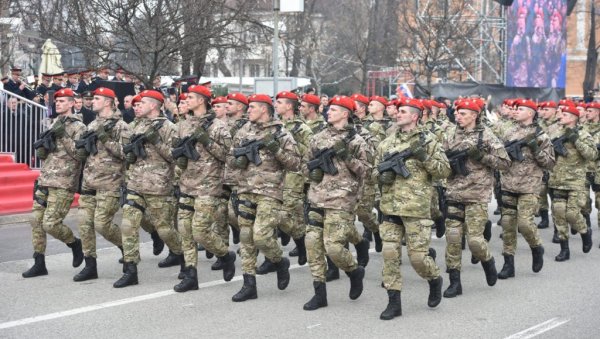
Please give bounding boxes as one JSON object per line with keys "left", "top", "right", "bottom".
{"left": 249, "top": 64, "right": 260, "bottom": 77}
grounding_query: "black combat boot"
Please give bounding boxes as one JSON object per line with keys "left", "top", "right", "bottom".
{"left": 231, "top": 225, "right": 240, "bottom": 244}
{"left": 289, "top": 246, "right": 299, "bottom": 257}
{"left": 497, "top": 255, "right": 515, "bottom": 279}
{"left": 325, "top": 256, "right": 339, "bottom": 282}
{"left": 435, "top": 217, "right": 446, "bottom": 239}
{"left": 493, "top": 205, "right": 501, "bottom": 215}
{"left": 427, "top": 276, "right": 443, "bottom": 307}
{"left": 22, "top": 252, "right": 48, "bottom": 278}
{"left": 211, "top": 257, "right": 224, "bottom": 271}
{"left": 428, "top": 248, "right": 437, "bottom": 260}
{"left": 197, "top": 243, "right": 205, "bottom": 251}
{"left": 374, "top": 231, "right": 383, "bottom": 252}
{"left": 150, "top": 231, "right": 164, "bottom": 255}
{"left": 256, "top": 258, "right": 277, "bottom": 275}
{"left": 177, "top": 254, "right": 186, "bottom": 278}
{"left": 531, "top": 246, "right": 544, "bottom": 273}
{"left": 355, "top": 238, "right": 370, "bottom": 267}
{"left": 206, "top": 250, "right": 214, "bottom": 259}
{"left": 471, "top": 255, "right": 480, "bottom": 265}
{"left": 178, "top": 266, "right": 188, "bottom": 280}
{"left": 347, "top": 266, "right": 365, "bottom": 300}
{"left": 293, "top": 236, "right": 307, "bottom": 266}
{"left": 67, "top": 238, "right": 84, "bottom": 268}
{"left": 118, "top": 246, "right": 124, "bottom": 264}
{"left": 73, "top": 256, "right": 98, "bottom": 282}
{"left": 481, "top": 257, "right": 498, "bottom": 286}
{"left": 303, "top": 281, "right": 328, "bottom": 311}
{"left": 552, "top": 226, "right": 560, "bottom": 244}
{"left": 220, "top": 251, "right": 236, "bottom": 282}
{"left": 483, "top": 220, "right": 492, "bottom": 242}
{"left": 555, "top": 240, "right": 570, "bottom": 262}
{"left": 174, "top": 266, "right": 198, "bottom": 292}
{"left": 113, "top": 262, "right": 138, "bottom": 288}
{"left": 278, "top": 228, "right": 291, "bottom": 246}
{"left": 461, "top": 234, "right": 466, "bottom": 250}
{"left": 158, "top": 250, "right": 180, "bottom": 268}
{"left": 362, "top": 229, "right": 373, "bottom": 241}
{"left": 537, "top": 209, "right": 549, "bottom": 229}
{"left": 380, "top": 290, "right": 402, "bottom": 320}
{"left": 581, "top": 228, "right": 593, "bottom": 253}
{"left": 275, "top": 257, "right": 291, "bottom": 290}
{"left": 443, "top": 269, "right": 462, "bottom": 298}
{"left": 232, "top": 274, "right": 257, "bottom": 302}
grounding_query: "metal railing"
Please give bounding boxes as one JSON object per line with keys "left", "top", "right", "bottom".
{"left": 0, "top": 88, "right": 49, "bottom": 169}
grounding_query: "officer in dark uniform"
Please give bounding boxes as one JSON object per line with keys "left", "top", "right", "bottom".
{"left": 5, "top": 67, "right": 34, "bottom": 99}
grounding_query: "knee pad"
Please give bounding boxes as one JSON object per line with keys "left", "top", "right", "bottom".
{"left": 382, "top": 242, "right": 398, "bottom": 260}
{"left": 239, "top": 227, "right": 252, "bottom": 243}
{"left": 409, "top": 252, "right": 427, "bottom": 271}
{"left": 565, "top": 211, "right": 579, "bottom": 226}
{"left": 446, "top": 227, "right": 462, "bottom": 244}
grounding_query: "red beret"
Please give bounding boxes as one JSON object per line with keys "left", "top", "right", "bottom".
{"left": 587, "top": 102, "right": 600, "bottom": 110}
{"left": 386, "top": 99, "right": 397, "bottom": 107}
{"left": 248, "top": 94, "right": 273, "bottom": 106}
{"left": 140, "top": 90, "right": 164, "bottom": 103}
{"left": 132, "top": 95, "right": 142, "bottom": 105}
{"left": 329, "top": 95, "right": 355, "bottom": 112}
{"left": 503, "top": 98, "right": 514, "bottom": 106}
{"left": 562, "top": 105, "right": 579, "bottom": 117}
{"left": 577, "top": 102, "right": 587, "bottom": 109}
{"left": 351, "top": 93, "right": 369, "bottom": 105}
{"left": 434, "top": 101, "right": 447, "bottom": 109}
{"left": 420, "top": 99, "right": 433, "bottom": 110}
{"left": 188, "top": 85, "right": 212, "bottom": 100}
{"left": 178, "top": 93, "right": 188, "bottom": 101}
{"left": 515, "top": 99, "right": 538, "bottom": 111}
{"left": 395, "top": 97, "right": 408, "bottom": 107}
{"left": 558, "top": 99, "right": 576, "bottom": 109}
{"left": 212, "top": 96, "right": 227, "bottom": 104}
{"left": 539, "top": 100, "right": 557, "bottom": 108}
{"left": 399, "top": 98, "right": 424, "bottom": 112}
{"left": 54, "top": 88, "right": 75, "bottom": 98}
{"left": 455, "top": 99, "right": 481, "bottom": 113}
{"left": 227, "top": 92, "right": 249, "bottom": 106}
{"left": 276, "top": 91, "right": 299, "bottom": 101}
{"left": 369, "top": 95, "right": 388, "bottom": 106}
{"left": 93, "top": 87, "right": 116, "bottom": 99}
{"left": 301, "top": 94, "right": 320, "bottom": 106}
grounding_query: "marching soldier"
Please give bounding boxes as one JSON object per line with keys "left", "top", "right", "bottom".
{"left": 587, "top": 102, "right": 600, "bottom": 234}
{"left": 23, "top": 88, "right": 86, "bottom": 278}
{"left": 172, "top": 85, "right": 236, "bottom": 292}
{"left": 299, "top": 94, "right": 327, "bottom": 134}
{"left": 367, "top": 96, "right": 392, "bottom": 138}
{"left": 303, "top": 95, "right": 371, "bottom": 310}
{"left": 73, "top": 87, "right": 131, "bottom": 281}
{"left": 537, "top": 101, "right": 559, "bottom": 230}
{"left": 375, "top": 98, "right": 448, "bottom": 320}
{"left": 547, "top": 105, "right": 597, "bottom": 261}
{"left": 497, "top": 99, "right": 555, "bottom": 279}
{"left": 114, "top": 90, "right": 183, "bottom": 288}
{"left": 442, "top": 99, "right": 511, "bottom": 298}
{"left": 230, "top": 94, "right": 301, "bottom": 302}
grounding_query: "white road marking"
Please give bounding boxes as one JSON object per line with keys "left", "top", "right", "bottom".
{"left": 504, "top": 318, "right": 570, "bottom": 339}
{"left": 307, "top": 323, "right": 321, "bottom": 329}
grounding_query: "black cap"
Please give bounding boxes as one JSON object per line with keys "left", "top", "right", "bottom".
{"left": 82, "top": 91, "right": 94, "bottom": 98}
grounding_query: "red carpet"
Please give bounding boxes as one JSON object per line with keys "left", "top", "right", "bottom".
{"left": 0, "top": 153, "right": 79, "bottom": 215}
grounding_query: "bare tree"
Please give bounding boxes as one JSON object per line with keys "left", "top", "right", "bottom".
{"left": 583, "top": 1, "right": 599, "bottom": 101}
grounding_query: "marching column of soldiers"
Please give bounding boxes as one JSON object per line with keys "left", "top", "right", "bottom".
{"left": 21, "top": 81, "right": 600, "bottom": 320}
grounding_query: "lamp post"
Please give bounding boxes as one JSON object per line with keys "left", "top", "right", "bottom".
{"left": 272, "top": 0, "right": 280, "bottom": 95}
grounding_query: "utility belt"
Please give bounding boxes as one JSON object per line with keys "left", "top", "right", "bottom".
{"left": 303, "top": 203, "right": 324, "bottom": 228}
{"left": 381, "top": 214, "right": 403, "bottom": 226}
{"left": 177, "top": 191, "right": 195, "bottom": 212}
{"left": 549, "top": 188, "right": 570, "bottom": 200}
{"left": 33, "top": 180, "right": 49, "bottom": 208}
{"left": 237, "top": 198, "right": 258, "bottom": 221}
{"left": 500, "top": 190, "right": 520, "bottom": 210}
{"left": 80, "top": 189, "right": 97, "bottom": 196}
{"left": 121, "top": 189, "right": 146, "bottom": 213}
{"left": 446, "top": 201, "right": 465, "bottom": 223}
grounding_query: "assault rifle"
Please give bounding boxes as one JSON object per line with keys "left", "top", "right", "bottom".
{"left": 75, "top": 120, "right": 118, "bottom": 156}
{"left": 123, "top": 134, "right": 148, "bottom": 160}
{"left": 307, "top": 147, "right": 338, "bottom": 175}
{"left": 33, "top": 129, "right": 57, "bottom": 153}
{"left": 377, "top": 149, "right": 413, "bottom": 178}
{"left": 172, "top": 136, "right": 200, "bottom": 161}
{"left": 552, "top": 126, "right": 581, "bottom": 157}
{"left": 446, "top": 149, "right": 470, "bottom": 177}
{"left": 233, "top": 139, "right": 264, "bottom": 166}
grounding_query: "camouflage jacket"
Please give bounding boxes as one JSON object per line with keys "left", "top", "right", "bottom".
{"left": 548, "top": 125, "right": 598, "bottom": 191}
{"left": 38, "top": 113, "right": 86, "bottom": 192}
{"left": 499, "top": 123, "right": 555, "bottom": 194}
{"left": 82, "top": 111, "right": 131, "bottom": 193}
{"left": 178, "top": 113, "right": 231, "bottom": 197}
{"left": 223, "top": 117, "right": 249, "bottom": 187}
{"left": 444, "top": 124, "right": 511, "bottom": 203}
{"left": 306, "top": 124, "right": 371, "bottom": 211}
{"left": 583, "top": 122, "right": 600, "bottom": 173}
{"left": 283, "top": 117, "right": 313, "bottom": 193}
{"left": 305, "top": 116, "right": 327, "bottom": 135}
{"left": 362, "top": 115, "right": 387, "bottom": 148}
{"left": 376, "top": 128, "right": 450, "bottom": 218}
{"left": 127, "top": 116, "right": 177, "bottom": 196}
{"left": 232, "top": 120, "right": 301, "bottom": 201}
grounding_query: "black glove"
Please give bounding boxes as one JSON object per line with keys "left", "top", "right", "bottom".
{"left": 234, "top": 156, "right": 249, "bottom": 169}
{"left": 467, "top": 146, "right": 485, "bottom": 161}
{"left": 51, "top": 119, "right": 66, "bottom": 138}
{"left": 309, "top": 168, "right": 324, "bottom": 183}
{"left": 564, "top": 128, "right": 578, "bottom": 143}
{"left": 36, "top": 147, "right": 48, "bottom": 160}
{"left": 125, "top": 152, "right": 137, "bottom": 165}
{"left": 76, "top": 148, "right": 89, "bottom": 161}
{"left": 263, "top": 133, "right": 280, "bottom": 153}
{"left": 379, "top": 171, "right": 396, "bottom": 185}
{"left": 526, "top": 137, "right": 540, "bottom": 154}
{"left": 192, "top": 127, "right": 211, "bottom": 146}
{"left": 176, "top": 157, "right": 188, "bottom": 170}
{"left": 410, "top": 140, "right": 428, "bottom": 162}
{"left": 96, "top": 124, "right": 109, "bottom": 143}
{"left": 144, "top": 127, "right": 160, "bottom": 145}
{"left": 333, "top": 140, "right": 349, "bottom": 160}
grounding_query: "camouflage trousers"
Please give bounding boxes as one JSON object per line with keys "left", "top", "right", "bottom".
{"left": 539, "top": 183, "right": 550, "bottom": 211}
{"left": 78, "top": 190, "right": 122, "bottom": 258}
{"left": 500, "top": 193, "right": 543, "bottom": 256}
{"left": 237, "top": 193, "right": 284, "bottom": 275}
{"left": 227, "top": 187, "right": 239, "bottom": 231}
{"left": 430, "top": 185, "right": 444, "bottom": 222}
{"left": 121, "top": 193, "right": 182, "bottom": 264}
{"left": 445, "top": 202, "right": 492, "bottom": 271}
{"left": 279, "top": 188, "right": 306, "bottom": 240}
{"left": 356, "top": 184, "right": 379, "bottom": 233}
{"left": 582, "top": 174, "right": 593, "bottom": 216}
{"left": 179, "top": 195, "right": 230, "bottom": 267}
{"left": 381, "top": 216, "right": 440, "bottom": 291}
{"left": 550, "top": 188, "right": 589, "bottom": 241}
{"left": 216, "top": 196, "right": 230, "bottom": 245}
{"left": 30, "top": 187, "right": 76, "bottom": 254}
{"left": 305, "top": 208, "right": 361, "bottom": 282}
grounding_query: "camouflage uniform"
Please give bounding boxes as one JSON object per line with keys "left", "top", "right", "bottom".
{"left": 444, "top": 124, "right": 510, "bottom": 271}
{"left": 375, "top": 128, "right": 449, "bottom": 292}
{"left": 354, "top": 122, "right": 379, "bottom": 236}
{"left": 223, "top": 117, "right": 249, "bottom": 232}
{"left": 78, "top": 112, "right": 131, "bottom": 258}
{"left": 582, "top": 123, "right": 600, "bottom": 226}
{"left": 305, "top": 115, "right": 327, "bottom": 135}
{"left": 424, "top": 120, "right": 446, "bottom": 226}
{"left": 547, "top": 126, "right": 597, "bottom": 241}
{"left": 121, "top": 116, "right": 182, "bottom": 264}
{"left": 233, "top": 120, "right": 301, "bottom": 275}
{"left": 538, "top": 118, "right": 560, "bottom": 220}
{"left": 32, "top": 114, "right": 86, "bottom": 253}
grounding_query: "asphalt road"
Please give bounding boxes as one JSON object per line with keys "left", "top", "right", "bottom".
{"left": 1, "top": 203, "right": 599, "bottom": 339}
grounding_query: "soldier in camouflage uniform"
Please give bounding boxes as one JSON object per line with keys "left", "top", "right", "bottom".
{"left": 230, "top": 94, "right": 301, "bottom": 302}
{"left": 23, "top": 88, "right": 86, "bottom": 278}
{"left": 442, "top": 99, "right": 511, "bottom": 298}
{"left": 114, "top": 90, "right": 183, "bottom": 288}
{"left": 536, "top": 101, "right": 560, "bottom": 230}
{"left": 547, "top": 105, "right": 597, "bottom": 261}
{"left": 374, "top": 98, "right": 449, "bottom": 320}
{"left": 73, "top": 88, "right": 131, "bottom": 281}
{"left": 172, "top": 85, "right": 236, "bottom": 292}
{"left": 580, "top": 103, "right": 600, "bottom": 232}
{"left": 303, "top": 96, "right": 371, "bottom": 311}
{"left": 368, "top": 96, "right": 393, "bottom": 132}
{"left": 587, "top": 102, "right": 600, "bottom": 237}
{"left": 497, "top": 99, "right": 555, "bottom": 279}
{"left": 300, "top": 94, "right": 327, "bottom": 135}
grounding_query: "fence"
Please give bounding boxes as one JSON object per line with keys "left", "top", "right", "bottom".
{"left": 0, "top": 88, "right": 49, "bottom": 169}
